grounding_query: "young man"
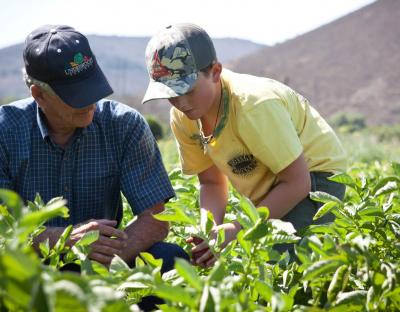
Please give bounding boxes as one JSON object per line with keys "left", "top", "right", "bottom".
{"left": 0, "top": 25, "right": 188, "bottom": 277}
{"left": 142, "top": 23, "right": 347, "bottom": 267}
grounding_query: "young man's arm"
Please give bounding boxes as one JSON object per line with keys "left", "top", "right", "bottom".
{"left": 257, "top": 153, "right": 311, "bottom": 217}
{"left": 198, "top": 164, "right": 229, "bottom": 225}
{"left": 190, "top": 165, "right": 241, "bottom": 267}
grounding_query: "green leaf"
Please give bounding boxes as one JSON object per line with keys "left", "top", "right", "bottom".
{"left": 392, "top": 162, "right": 400, "bottom": 176}
{"left": 358, "top": 206, "right": 384, "bottom": 217}
{"left": 373, "top": 272, "right": 386, "bottom": 286}
{"left": 54, "top": 225, "right": 73, "bottom": 253}
{"left": 140, "top": 252, "right": 163, "bottom": 269}
{"left": 265, "top": 234, "right": 300, "bottom": 245}
{"left": 118, "top": 281, "right": 148, "bottom": 290}
{"left": 240, "top": 196, "right": 259, "bottom": 224}
{"left": 109, "top": 255, "right": 131, "bottom": 273}
{"left": 303, "top": 260, "right": 343, "bottom": 281}
{"left": 74, "top": 230, "right": 99, "bottom": 247}
{"left": 305, "top": 224, "right": 338, "bottom": 236}
{"left": 34, "top": 193, "right": 45, "bottom": 208}
{"left": 155, "top": 284, "right": 195, "bottom": 307}
{"left": 243, "top": 219, "right": 268, "bottom": 241}
{"left": 208, "top": 262, "right": 225, "bottom": 283}
{"left": 199, "top": 284, "right": 214, "bottom": 312}
{"left": 168, "top": 168, "right": 182, "bottom": 180}
{"left": 334, "top": 290, "right": 367, "bottom": 305}
{"left": 257, "top": 206, "right": 270, "bottom": 220}
{"left": 0, "top": 204, "right": 15, "bottom": 231}
{"left": 153, "top": 207, "right": 197, "bottom": 226}
{"left": 0, "top": 189, "right": 24, "bottom": 220}
{"left": 175, "top": 258, "right": 203, "bottom": 291}
{"left": 52, "top": 280, "right": 86, "bottom": 303}
{"left": 20, "top": 201, "right": 69, "bottom": 228}
{"left": 310, "top": 191, "right": 342, "bottom": 205}
{"left": 313, "top": 201, "right": 338, "bottom": 220}
{"left": 271, "top": 292, "right": 294, "bottom": 312}
{"left": 255, "top": 280, "right": 273, "bottom": 301}
{"left": 237, "top": 230, "right": 251, "bottom": 256}
{"left": 2, "top": 248, "right": 38, "bottom": 281}
{"left": 39, "top": 239, "right": 50, "bottom": 258}
{"left": 200, "top": 210, "right": 214, "bottom": 235}
{"left": 372, "top": 179, "right": 398, "bottom": 197}
{"left": 327, "top": 265, "right": 349, "bottom": 303}
{"left": 328, "top": 172, "right": 357, "bottom": 189}
{"left": 270, "top": 219, "right": 296, "bottom": 234}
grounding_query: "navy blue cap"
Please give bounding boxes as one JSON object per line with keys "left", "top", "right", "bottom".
{"left": 23, "top": 25, "right": 113, "bottom": 108}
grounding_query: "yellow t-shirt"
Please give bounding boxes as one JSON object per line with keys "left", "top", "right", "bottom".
{"left": 170, "top": 69, "right": 347, "bottom": 205}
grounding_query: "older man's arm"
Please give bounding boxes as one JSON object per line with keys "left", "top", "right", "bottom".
{"left": 119, "top": 202, "right": 169, "bottom": 264}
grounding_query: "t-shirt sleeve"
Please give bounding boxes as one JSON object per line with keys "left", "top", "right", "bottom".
{"left": 238, "top": 99, "right": 303, "bottom": 174}
{"left": 120, "top": 113, "right": 175, "bottom": 215}
{"left": 170, "top": 108, "right": 214, "bottom": 175}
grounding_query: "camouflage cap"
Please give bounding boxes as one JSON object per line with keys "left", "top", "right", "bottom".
{"left": 142, "top": 23, "right": 216, "bottom": 104}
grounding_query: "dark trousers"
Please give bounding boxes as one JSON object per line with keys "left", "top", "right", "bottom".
{"left": 274, "top": 172, "right": 346, "bottom": 256}
{"left": 136, "top": 242, "right": 189, "bottom": 311}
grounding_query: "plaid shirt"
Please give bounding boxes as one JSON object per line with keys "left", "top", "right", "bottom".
{"left": 0, "top": 98, "right": 175, "bottom": 226}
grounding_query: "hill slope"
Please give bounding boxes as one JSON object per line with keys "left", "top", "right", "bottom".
{"left": 231, "top": 0, "right": 399, "bottom": 125}
{"left": 0, "top": 36, "right": 264, "bottom": 101}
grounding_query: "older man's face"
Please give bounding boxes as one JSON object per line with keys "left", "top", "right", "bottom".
{"left": 38, "top": 89, "right": 96, "bottom": 130}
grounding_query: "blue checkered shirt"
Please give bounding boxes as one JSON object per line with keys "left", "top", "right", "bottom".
{"left": 0, "top": 98, "right": 175, "bottom": 226}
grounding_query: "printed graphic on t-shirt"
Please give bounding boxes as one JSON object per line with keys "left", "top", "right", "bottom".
{"left": 227, "top": 153, "right": 258, "bottom": 177}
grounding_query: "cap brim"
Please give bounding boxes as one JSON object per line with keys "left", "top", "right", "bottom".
{"left": 142, "top": 72, "right": 198, "bottom": 104}
{"left": 142, "top": 80, "right": 181, "bottom": 104}
{"left": 50, "top": 65, "right": 113, "bottom": 108}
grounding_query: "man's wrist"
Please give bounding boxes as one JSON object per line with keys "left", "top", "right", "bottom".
{"left": 33, "top": 227, "right": 65, "bottom": 251}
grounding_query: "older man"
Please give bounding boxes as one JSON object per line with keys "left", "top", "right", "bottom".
{"left": 0, "top": 25, "right": 187, "bottom": 277}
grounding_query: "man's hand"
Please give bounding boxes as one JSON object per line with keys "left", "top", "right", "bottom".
{"left": 70, "top": 219, "right": 128, "bottom": 266}
{"left": 188, "top": 221, "right": 241, "bottom": 268}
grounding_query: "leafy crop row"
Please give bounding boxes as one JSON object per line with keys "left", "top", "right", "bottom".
{"left": 0, "top": 162, "right": 399, "bottom": 311}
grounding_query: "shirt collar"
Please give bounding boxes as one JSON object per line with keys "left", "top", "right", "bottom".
{"left": 35, "top": 101, "right": 100, "bottom": 141}
{"left": 35, "top": 102, "right": 50, "bottom": 140}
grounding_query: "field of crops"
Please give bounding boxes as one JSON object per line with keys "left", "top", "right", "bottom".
{"left": 0, "top": 132, "right": 399, "bottom": 311}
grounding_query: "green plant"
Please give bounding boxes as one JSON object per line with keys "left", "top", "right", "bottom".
{"left": 0, "top": 161, "right": 399, "bottom": 311}
{"left": 329, "top": 112, "right": 366, "bottom": 133}
{"left": 145, "top": 115, "right": 164, "bottom": 141}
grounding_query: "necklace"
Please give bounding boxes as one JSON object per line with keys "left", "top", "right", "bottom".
{"left": 199, "top": 85, "right": 223, "bottom": 145}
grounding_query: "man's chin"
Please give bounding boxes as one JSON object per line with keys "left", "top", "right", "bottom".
{"left": 184, "top": 111, "right": 199, "bottom": 120}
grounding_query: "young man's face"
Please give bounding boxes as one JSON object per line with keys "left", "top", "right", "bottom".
{"left": 168, "top": 66, "right": 221, "bottom": 120}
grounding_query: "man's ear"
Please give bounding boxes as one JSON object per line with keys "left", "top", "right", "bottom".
{"left": 30, "top": 85, "right": 46, "bottom": 107}
{"left": 211, "top": 62, "right": 222, "bottom": 82}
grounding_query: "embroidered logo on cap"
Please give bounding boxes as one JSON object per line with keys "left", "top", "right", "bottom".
{"left": 64, "top": 52, "right": 93, "bottom": 76}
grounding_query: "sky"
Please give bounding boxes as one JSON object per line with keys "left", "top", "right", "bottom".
{"left": 0, "top": 0, "right": 375, "bottom": 49}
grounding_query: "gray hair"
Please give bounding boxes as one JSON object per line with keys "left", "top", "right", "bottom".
{"left": 22, "top": 68, "right": 56, "bottom": 96}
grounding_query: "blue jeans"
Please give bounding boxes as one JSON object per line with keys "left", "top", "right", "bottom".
{"left": 136, "top": 241, "right": 189, "bottom": 273}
